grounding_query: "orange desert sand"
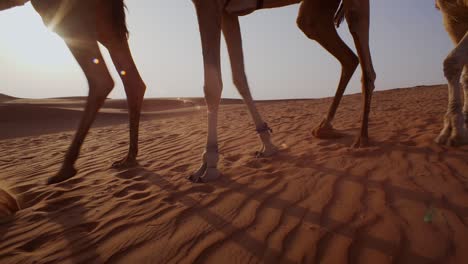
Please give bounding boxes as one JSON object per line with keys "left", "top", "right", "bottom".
{"left": 0, "top": 85, "right": 467, "bottom": 263}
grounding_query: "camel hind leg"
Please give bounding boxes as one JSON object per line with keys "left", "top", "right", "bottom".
{"left": 100, "top": 41, "right": 146, "bottom": 169}
{"left": 297, "top": 0, "right": 359, "bottom": 140}
{"left": 97, "top": 1, "right": 146, "bottom": 169}
{"left": 222, "top": 12, "right": 278, "bottom": 157}
{"left": 48, "top": 39, "right": 114, "bottom": 184}
{"left": 436, "top": 32, "right": 468, "bottom": 146}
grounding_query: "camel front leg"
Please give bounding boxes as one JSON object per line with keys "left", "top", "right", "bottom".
{"left": 189, "top": 1, "right": 223, "bottom": 183}
{"left": 345, "top": 0, "right": 376, "bottom": 148}
{"left": 222, "top": 12, "right": 278, "bottom": 157}
{"left": 436, "top": 32, "right": 468, "bottom": 146}
{"left": 48, "top": 39, "right": 114, "bottom": 184}
{"left": 104, "top": 41, "right": 146, "bottom": 169}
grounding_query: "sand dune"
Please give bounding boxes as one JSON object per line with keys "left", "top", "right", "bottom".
{"left": 0, "top": 85, "right": 467, "bottom": 263}
{"left": 0, "top": 93, "right": 17, "bottom": 103}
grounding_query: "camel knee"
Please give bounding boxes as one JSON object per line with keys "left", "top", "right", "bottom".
{"left": 204, "top": 86, "right": 222, "bottom": 111}
{"left": 139, "top": 82, "right": 147, "bottom": 98}
{"left": 296, "top": 15, "right": 323, "bottom": 40}
{"left": 343, "top": 53, "right": 359, "bottom": 74}
{"left": 443, "top": 54, "right": 463, "bottom": 81}
{"left": 89, "top": 75, "right": 114, "bottom": 102}
{"left": 204, "top": 65, "right": 223, "bottom": 110}
{"left": 131, "top": 81, "right": 147, "bottom": 101}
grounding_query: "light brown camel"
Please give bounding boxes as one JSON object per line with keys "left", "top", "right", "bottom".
{"left": 2, "top": 0, "right": 146, "bottom": 184}
{"left": 435, "top": 0, "right": 468, "bottom": 146}
{"left": 189, "top": 0, "right": 376, "bottom": 182}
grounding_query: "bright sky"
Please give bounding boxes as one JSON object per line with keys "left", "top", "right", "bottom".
{"left": 0, "top": 0, "right": 452, "bottom": 100}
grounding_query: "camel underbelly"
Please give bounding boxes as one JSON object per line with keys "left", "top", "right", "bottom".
{"left": 31, "top": 0, "right": 97, "bottom": 37}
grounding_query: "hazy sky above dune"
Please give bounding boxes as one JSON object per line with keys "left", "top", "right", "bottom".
{"left": 0, "top": 0, "right": 452, "bottom": 100}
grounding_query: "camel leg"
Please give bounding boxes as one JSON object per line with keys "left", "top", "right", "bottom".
{"left": 297, "top": 0, "right": 359, "bottom": 139}
{"left": 103, "top": 41, "right": 146, "bottom": 169}
{"left": 48, "top": 40, "right": 114, "bottom": 184}
{"left": 436, "top": 32, "right": 468, "bottom": 146}
{"left": 222, "top": 12, "right": 278, "bottom": 157}
{"left": 462, "top": 66, "right": 468, "bottom": 127}
{"left": 188, "top": 1, "right": 223, "bottom": 183}
{"left": 345, "top": 0, "right": 376, "bottom": 148}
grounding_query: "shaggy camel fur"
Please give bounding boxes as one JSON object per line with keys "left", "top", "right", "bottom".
{"left": 435, "top": 0, "right": 468, "bottom": 146}
{"left": 3, "top": 0, "right": 146, "bottom": 184}
{"left": 189, "top": 0, "right": 376, "bottom": 182}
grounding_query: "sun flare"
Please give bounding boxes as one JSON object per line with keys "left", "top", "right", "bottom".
{"left": 0, "top": 4, "right": 74, "bottom": 70}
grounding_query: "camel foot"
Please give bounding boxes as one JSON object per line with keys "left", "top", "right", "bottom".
{"left": 436, "top": 113, "right": 467, "bottom": 146}
{"left": 187, "top": 164, "right": 221, "bottom": 183}
{"left": 255, "top": 144, "right": 279, "bottom": 158}
{"left": 436, "top": 132, "right": 467, "bottom": 147}
{"left": 312, "top": 120, "right": 343, "bottom": 139}
{"left": 352, "top": 136, "right": 369, "bottom": 148}
{"left": 111, "top": 156, "right": 138, "bottom": 169}
{"left": 47, "top": 166, "right": 77, "bottom": 185}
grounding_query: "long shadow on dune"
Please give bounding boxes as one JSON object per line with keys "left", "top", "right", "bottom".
{"left": 0, "top": 191, "right": 101, "bottom": 263}
{"left": 214, "top": 172, "right": 435, "bottom": 263}
{"left": 0, "top": 215, "right": 20, "bottom": 261}
{"left": 288, "top": 138, "right": 468, "bottom": 217}
{"left": 119, "top": 165, "right": 437, "bottom": 263}
{"left": 41, "top": 193, "right": 101, "bottom": 263}
{"left": 117, "top": 166, "right": 298, "bottom": 264}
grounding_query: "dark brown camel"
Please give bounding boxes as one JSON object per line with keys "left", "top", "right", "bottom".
{"left": 2, "top": 0, "right": 146, "bottom": 184}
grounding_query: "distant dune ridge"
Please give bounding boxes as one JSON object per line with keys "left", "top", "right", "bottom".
{"left": 0, "top": 93, "right": 17, "bottom": 103}
{"left": 0, "top": 85, "right": 468, "bottom": 263}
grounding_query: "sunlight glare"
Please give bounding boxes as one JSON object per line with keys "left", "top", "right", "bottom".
{"left": 1, "top": 4, "right": 75, "bottom": 70}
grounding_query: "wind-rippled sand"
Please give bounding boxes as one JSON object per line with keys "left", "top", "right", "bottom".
{"left": 0, "top": 85, "right": 467, "bottom": 263}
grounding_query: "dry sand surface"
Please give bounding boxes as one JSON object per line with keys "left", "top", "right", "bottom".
{"left": 0, "top": 85, "right": 467, "bottom": 263}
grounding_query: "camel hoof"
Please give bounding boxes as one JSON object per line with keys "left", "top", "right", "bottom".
{"left": 437, "top": 134, "right": 467, "bottom": 147}
{"left": 435, "top": 129, "right": 450, "bottom": 145}
{"left": 312, "top": 121, "right": 343, "bottom": 139}
{"left": 47, "top": 167, "right": 77, "bottom": 185}
{"left": 188, "top": 168, "right": 220, "bottom": 183}
{"left": 111, "top": 157, "right": 138, "bottom": 169}
{"left": 255, "top": 145, "right": 279, "bottom": 158}
{"left": 352, "top": 137, "right": 369, "bottom": 148}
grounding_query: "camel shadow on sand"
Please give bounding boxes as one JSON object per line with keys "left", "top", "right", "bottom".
{"left": 119, "top": 157, "right": 452, "bottom": 264}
